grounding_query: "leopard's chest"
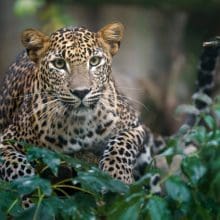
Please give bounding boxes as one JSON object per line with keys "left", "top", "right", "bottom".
{"left": 39, "top": 108, "right": 119, "bottom": 154}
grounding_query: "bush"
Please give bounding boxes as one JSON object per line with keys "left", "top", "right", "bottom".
{"left": 0, "top": 99, "right": 220, "bottom": 220}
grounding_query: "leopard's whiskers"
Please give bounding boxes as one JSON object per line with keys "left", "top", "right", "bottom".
{"left": 96, "top": 91, "right": 149, "bottom": 112}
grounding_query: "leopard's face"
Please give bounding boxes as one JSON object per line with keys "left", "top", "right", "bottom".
{"left": 22, "top": 23, "right": 124, "bottom": 116}
{"left": 40, "top": 27, "right": 112, "bottom": 114}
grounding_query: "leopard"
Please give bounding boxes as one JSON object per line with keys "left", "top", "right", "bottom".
{"left": 0, "top": 22, "right": 164, "bottom": 194}
{"left": 1, "top": 21, "right": 219, "bottom": 209}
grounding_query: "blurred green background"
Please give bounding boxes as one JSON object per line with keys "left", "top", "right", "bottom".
{"left": 0, "top": 0, "right": 220, "bottom": 135}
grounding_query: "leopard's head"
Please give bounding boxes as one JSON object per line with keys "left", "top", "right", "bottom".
{"left": 21, "top": 23, "right": 124, "bottom": 115}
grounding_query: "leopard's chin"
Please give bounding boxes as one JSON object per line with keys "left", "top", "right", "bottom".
{"left": 65, "top": 104, "right": 94, "bottom": 118}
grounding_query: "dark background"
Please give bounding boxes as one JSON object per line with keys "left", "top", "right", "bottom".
{"left": 0, "top": 0, "right": 220, "bottom": 135}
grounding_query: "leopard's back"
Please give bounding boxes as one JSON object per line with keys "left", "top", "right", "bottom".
{"left": 0, "top": 51, "right": 37, "bottom": 132}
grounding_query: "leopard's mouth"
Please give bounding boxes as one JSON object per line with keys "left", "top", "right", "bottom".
{"left": 59, "top": 97, "right": 99, "bottom": 112}
{"left": 57, "top": 90, "right": 101, "bottom": 114}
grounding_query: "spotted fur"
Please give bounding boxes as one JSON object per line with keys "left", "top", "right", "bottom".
{"left": 185, "top": 38, "right": 220, "bottom": 127}
{"left": 0, "top": 23, "right": 162, "bottom": 187}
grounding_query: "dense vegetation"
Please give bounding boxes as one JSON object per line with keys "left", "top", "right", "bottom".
{"left": 0, "top": 1, "right": 218, "bottom": 219}
{"left": 0, "top": 98, "right": 219, "bottom": 219}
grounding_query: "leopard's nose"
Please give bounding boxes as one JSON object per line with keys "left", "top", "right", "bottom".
{"left": 70, "top": 88, "right": 90, "bottom": 100}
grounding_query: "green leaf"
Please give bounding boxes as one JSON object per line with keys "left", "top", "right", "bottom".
{"left": 108, "top": 192, "right": 144, "bottom": 220}
{"left": 40, "top": 196, "right": 64, "bottom": 217}
{"left": 14, "top": 0, "right": 45, "bottom": 16}
{"left": 0, "top": 208, "right": 6, "bottom": 220}
{"left": 188, "top": 126, "right": 207, "bottom": 144}
{"left": 210, "top": 173, "right": 220, "bottom": 201}
{"left": 27, "top": 147, "right": 61, "bottom": 176}
{"left": 191, "top": 192, "right": 215, "bottom": 220}
{"left": 60, "top": 153, "right": 91, "bottom": 171}
{"left": 146, "top": 196, "right": 171, "bottom": 220}
{"left": 165, "top": 176, "right": 191, "bottom": 203}
{"left": 15, "top": 204, "right": 55, "bottom": 220}
{"left": 14, "top": 207, "right": 35, "bottom": 220}
{"left": 156, "top": 147, "right": 174, "bottom": 157}
{"left": 182, "top": 156, "right": 207, "bottom": 185}
{"left": 63, "top": 195, "right": 96, "bottom": 220}
{"left": 0, "top": 189, "right": 22, "bottom": 215}
{"left": 204, "top": 115, "right": 216, "bottom": 130}
{"left": 76, "top": 167, "right": 128, "bottom": 195}
{"left": 207, "top": 139, "right": 220, "bottom": 147}
{"left": 12, "top": 176, "right": 52, "bottom": 196}
{"left": 214, "top": 102, "right": 220, "bottom": 120}
{"left": 178, "top": 124, "right": 191, "bottom": 135}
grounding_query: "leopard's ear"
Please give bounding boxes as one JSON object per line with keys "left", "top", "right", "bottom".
{"left": 21, "top": 28, "right": 50, "bottom": 63}
{"left": 98, "top": 22, "right": 124, "bottom": 56}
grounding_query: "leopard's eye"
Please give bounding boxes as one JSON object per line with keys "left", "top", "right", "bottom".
{"left": 52, "top": 59, "right": 66, "bottom": 69}
{"left": 89, "top": 56, "right": 102, "bottom": 67}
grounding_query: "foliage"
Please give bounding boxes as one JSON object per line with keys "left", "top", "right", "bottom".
{"left": 0, "top": 100, "right": 219, "bottom": 219}
{"left": 14, "top": 0, "right": 74, "bottom": 33}
{"left": 13, "top": 0, "right": 220, "bottom": 12}
{"left": 13, "top": 0, "right": 220, "bottom": 34}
